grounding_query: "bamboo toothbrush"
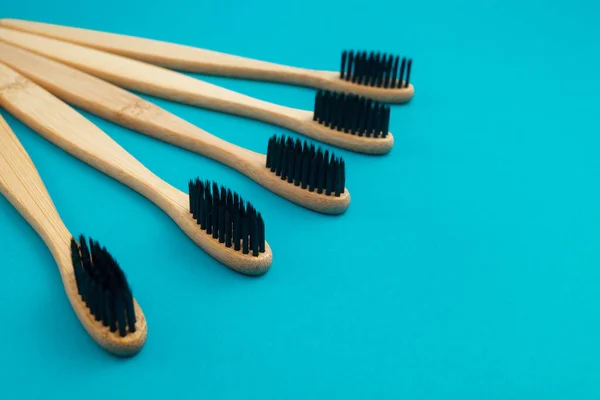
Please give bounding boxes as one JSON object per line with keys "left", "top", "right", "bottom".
{"left": 0, "top": 42, "right": 349, "bottom": 214}
{"left": 0, "top": 19, "right": 414, "bottom": 104}
{"left": 0, "top": 63, "right": 272, "bottom": 275}
{"left": 0, "top": 27, "right": 394, "bottom": 155}
{"left": 0, "top": 114, "right": 147, "bottom": 356}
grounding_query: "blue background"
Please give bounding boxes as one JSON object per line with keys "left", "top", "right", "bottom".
{"left": 1, "top": 0, "right": 599, "bottom": 398}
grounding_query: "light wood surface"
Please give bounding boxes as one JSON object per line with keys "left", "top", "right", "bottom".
{"left": 0, "top": 64, "right": 272, "bottom": 275}
{"left": 0, "top": 113, "right": 147, "bottom": 356}
{"left": 0, "top": 19, "right": 414, "bottom": 104}
{"left": 0, "top": 26, "right": 394, "bottom": 154}
{"left": 0, "top": 42, "right": 350, "bottom": 214}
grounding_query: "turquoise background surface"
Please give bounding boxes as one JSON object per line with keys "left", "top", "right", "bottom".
{"left": 1, "top": 0, "right": 599, "bottom": 398}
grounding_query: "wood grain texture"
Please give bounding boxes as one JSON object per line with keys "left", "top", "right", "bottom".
{"left": 0, "top": 64, "right": 272, "bottom": 275}
{"left": 0, "top": 42, "right": 350, "bottom": 214}
{"left": 0, "top": 26, "right": 394, "bottom": 154}
{"left": 0, "top": 114, "right": 147, "bottom": 356}
{"left": 0, "top": 19, "right": 414, "bottom": 104}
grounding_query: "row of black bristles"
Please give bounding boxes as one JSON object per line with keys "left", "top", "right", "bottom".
{"left": 314, "top": 90, "right": 390, "bottom": 138}
{"left": 341, "top": 50, "right": 412, "bottom": 89}
{"left": 189, "top": 179, "right": 266, "bottom": 256}
{"left": 266, "top": 135, "right": 346, "bottom": 196}
{"left": 71, "top": 235, "right": 136, "bottom": 337}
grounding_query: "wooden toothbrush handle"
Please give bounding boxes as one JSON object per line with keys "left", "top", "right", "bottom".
{"left": 0, "top": 63, "right": 185, "bottom": 214}
{"left": 0, "top": 41, "right": 260, "bottom": 172}
{"left": 0, "top": 19, "right": 319, "bottom": 84}
{"left": 0, "top": 112, "right": 148, "bottom": 356}
{"left": 0, "top": 19, "right": 415, "bottom": 104}
{"left": 0, "top": 114, "right": 72, "bottom": 268}
{"left": 0, "top": 27, "right": 310, "bottom": 128}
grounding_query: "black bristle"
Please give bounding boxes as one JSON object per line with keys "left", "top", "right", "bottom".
{"left": 205, "top": 184, "right": 213, "bottom": 235}
{"left": 355, "top": 51, "right": 364, "bottom": 85}
{"left": 187, "top": 179, "right": 265, "bottom": 256}
{"left": 301, "top": 143, "right": 310, "bottom": 189}
{"left": 365, "top": 99, "right": 373, "bottom": 137}
{"left": 250, "top": 207, "right": 259, "bottom": 256}
{"left": 322, "top": 91, "right": 331, "bottom": 127}
{"left": 372, "top": 51, "right": 381, "bottom": 86}
{"left": 335, "top": 158, "right": 345, "bottom": 197}
{"left": 242, "top": 210, "right": 249, "bottom": 255}
{"left": 264, "top": 135, "right": 345, "bottom": 196}
{"left": 71, "top": 235, "right": 136, "bottom": 337}
{"left": 377, "top": 52, "right": 385, "bottom": 85}
{"left": 348, "top": 95, "right": 358, "bottom": 133}
{"left": 287, "top": 141, "right": 295, "bottom": 183}
{"left": 329, "top": 92, "right": 339, "bottom": 130}
{"left": 115, "top": 297, "right": 126, "bottom": 337}
{"left": 315, "top": 150, "right": 325, "bottom": 194}
{"left": 280, "top": 138, "right": 290, "bottom": 180}
{"left": 198, "top": 180, "right": 206, "bottom": 229}
{"left": 309, "top": 152, "right": 318, "bottom": 192}
{"left": 405, "top": 59, "right": 413, "bottom": 88}
{"left": 350, "top": 52, "right": 359, "bottom": 84}
{"left": 374, "top": 52, "right": 383, "bottom": 86}
{"left": 351, "top": 51, "right": 360, "bottom": 83}
{"left": 233, "top": 203, "right": 242, "bottom": 251}
{"left": 356, "top": 98, "right": 365, "bottom": 135}
{"left": 293, "top": 139, "right": 303, "bottom": 185}
{"left": 399, "top": 58, "right": 406, "bottom": 89}
{"left": 71, "top": 239, "right": 82, "bottom": 288}
{"left": 340, "top": 50, "right": 412, "bottom": 89}
{"left": 313, "top": 90, "right": 390, "bottom": 139}
{"left": 373, "top": 104, "right": 382, "bottom": 138}
{"left": 266, "top": 136, "right": 274, "bottom": 169}
{"left": 275, "top": 137, "right": 284, "bottom": 177}
{"left": 361, "top": 52, "right": 369, "bottom": 84}
{"left": 102, "top": 295, "right": 111, "bottom": 328}
{"left": 220, "top": 186, "right": 227, "bottom": 204}
{"left": 391, "top": 55, "right": 399, "bottom": 88}
{"left": 340, "top": 51, "right": 347, "bottom": 79}
{"left": 382, "top": 106, "right": 391, "bottom": 136}
{"left": 188, "top": 179, "right": 196, "bottom": 217}
{"left": 224, "top": 209, "right": 232, "bottom": 248}
{"left": 314, "top": 90, "right": 323, "bottom": 122}
{"left": 342, "top": 95, "right": 352, "bottom": 133}
{"left": 258, "top": 213, "right": 265, "bottom": 253}
{"left": 325, "top": 156, "right": 334, "bottom": 196}
{"left": 346, "top": 51, "right": 354, "bottom": 81}
{"left": 365, "top": 52, "right": 374, "bottom": 86}
{"left": 227, "top": 189, "right": 233, "bottom": 207}
{"left": 218, "top": 198, "right": 225, "bottom": 243}
{"left": 383, "top": 55, "right": 393, "bottom": 88}
{"left": 212, "top": 182, "right": 220, "bottom": 240}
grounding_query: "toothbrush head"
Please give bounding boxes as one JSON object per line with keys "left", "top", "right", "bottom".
{"left": 340, "top": 51, "right": 412, "bottom": 90}
{"left": 313, "top": 90, "right": 391, "bottom": 139}
{"left": 71, "top": 235, "right": 136, "bottom": 337}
